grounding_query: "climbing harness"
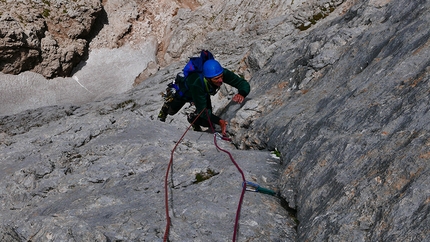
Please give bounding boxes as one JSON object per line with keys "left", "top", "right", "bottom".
{"left": 163, "top": 108, "right": 276, "bottom": 242}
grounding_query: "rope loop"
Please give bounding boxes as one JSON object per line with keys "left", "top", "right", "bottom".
{"left": 163, "top": 108, "right": 246, "bottom": 242}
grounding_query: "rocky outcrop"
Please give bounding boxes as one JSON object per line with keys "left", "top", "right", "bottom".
{"left": 222, "top": 0, "right": 430, "bottom": 241}
{"left": 0, "top": 0, "right": 102, "bottom": 78}
{"left": 0, "top": 0, "right": 347, "bottom": 79}
{"left": 0, "top": 0, "right": 429, "bottom": 241}
{"left": 0, "top": 0, "right": 348, "bottom": 116}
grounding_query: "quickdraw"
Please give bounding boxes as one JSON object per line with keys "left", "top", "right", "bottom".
{"left": 164, "top": 109, "right": 274, "bottom": 242}
{"left": 243, "top": 181, "right": 277, "bottom": 196}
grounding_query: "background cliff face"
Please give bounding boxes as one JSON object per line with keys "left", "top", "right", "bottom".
{"left": 0, "top": 0, "right": 347, "bottom": 116}
{"left": 0, "top": 0, "right": 102, "bottom": 78}
{"left": 1, "top": 0, "right": 429, "bottom": 241}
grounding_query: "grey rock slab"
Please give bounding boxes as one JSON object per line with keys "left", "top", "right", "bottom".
{"left": 221, "top": 0, "right": 430, "bottom": 241}
{"left": 0, "top": 90, "right": 295, "bottom": 241}
{"left": 1, "top": 0, "right": 429, "bottom": 241}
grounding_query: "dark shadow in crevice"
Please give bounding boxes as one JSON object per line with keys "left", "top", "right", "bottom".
{"left": 71, "top": 6, "right": 109, "bottom": 76}
{"left": 279, "top": 194, "right": 299, "bottom": 231}
{"left": 86, "top": 6, "right": 109, "bottom": 44}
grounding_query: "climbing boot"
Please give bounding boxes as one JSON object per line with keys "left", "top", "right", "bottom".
{"left": 158, "top": 105, "right": 168, "bottom": 122}
{"left": 192, "top": 124, "right": 202, "bottom": 131}
{"left": 187, "top": 112, "right": 202, "bottom": 131}
{"left": 158, "top": 112, "right": 166, "bottom": 122}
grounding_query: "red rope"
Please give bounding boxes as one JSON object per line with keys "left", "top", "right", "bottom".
{"left": 213, "top": 135, "right": 246, "bottom": 241}
{"left": 163, "top": 108, "right": 246, "bottom": 242}
{"left": 206, "top": 110, "right": 246, "bottom": 242}
{"left": 163, "top": 108, "right": 206, "bottom": 242}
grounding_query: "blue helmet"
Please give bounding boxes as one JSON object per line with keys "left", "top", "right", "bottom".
{"left": 203, "top": 60, "right": 223, "bottom": 78}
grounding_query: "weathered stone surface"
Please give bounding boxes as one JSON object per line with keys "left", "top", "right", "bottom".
{"left": 0, "top": 0, "right": 337, "bottom": 116}
{"left": 0, "top": 0, "right": 429, "bottom": 241}
{"left": 0, "top": 0, "right": 347, "bottom": 79}
{"left": 221, "top": 0, "right": 430, "bottom": 241}
{"left": 0, "top": 40, "right": 157, "bottom": 116}
{"left": 0, "top": 0, "right": 102, "bottom": 78}
{"left": 0, "top": 74, "right": 295, "bottom": 241}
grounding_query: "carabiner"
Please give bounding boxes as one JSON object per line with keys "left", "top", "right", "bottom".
{"left": 215, "top": 132, "right": 232, "bottom": 142}
{"left": 243, "top": 181, "right": 277, "bottom": 196}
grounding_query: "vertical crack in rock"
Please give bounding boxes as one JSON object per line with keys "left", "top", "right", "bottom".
{"left": 279, "top": 195, "right": 299, "bottom": 231}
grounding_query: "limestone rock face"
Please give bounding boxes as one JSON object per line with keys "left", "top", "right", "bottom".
{"left": 220, "top": 0, "right": 430, "bottom": 241}
{"left": 0, "top": 0, "right": 346, "bottom": 79}
{"left": 0, "top": 0, "right": 429, "bottom": 241}
{"left": 0, "top": 71, "right": 296, "bottom": 241}
{"left": 0, "top": 0, "right": 348, "bottom": 116}
{"left": 0, "top": 0, "right": 102, "bottom": 78}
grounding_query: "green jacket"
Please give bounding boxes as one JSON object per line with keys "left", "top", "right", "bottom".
{"left": 184, "top": 69, "right": 250, "bottom": 125}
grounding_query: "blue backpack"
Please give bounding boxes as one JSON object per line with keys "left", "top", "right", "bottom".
{"left": 169, "top": 50, "right": 215, "bottom": 100}
{"left": 182, "top": 50, "right": 214, "bottom": 79}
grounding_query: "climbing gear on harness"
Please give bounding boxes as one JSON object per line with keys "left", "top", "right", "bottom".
{"left": 158, "top": 76, "right": 183, "bottom": 122}
{"left": 203, "top": 59, "right": 224, "bottom": 78}
{"left": 243, "top": 181, "right": 277, "bottom": 196}
{"left": 163, "top": 73, "right": 192, "bottom": 101}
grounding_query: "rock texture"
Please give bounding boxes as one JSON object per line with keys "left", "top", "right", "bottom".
{"left": 0, "top": 41, "right": 157, "bottom": 116}
{"left": 221, "top": 0, "right": 430, "bottom": 241}
{"left": 0, "top": 71, "right": 296, "bottom": 241}
{"left": 1, "top": 0, "right": 429, "bottom": 241}
{"left": 0, "top": 0, "right": 346, "bottom": 79}
{"left": 0, "top": 0, "right": 346, "bottom": 116}
{"left": 0, "top": 0, "right": 102, "bottom": 78}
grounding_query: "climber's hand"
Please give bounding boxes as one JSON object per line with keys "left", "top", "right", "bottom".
{"left": 232, "top": 94, "right": 245, "bottom": 104}
{"left": 219, "top": 119, "right": 228, "bottom": 136}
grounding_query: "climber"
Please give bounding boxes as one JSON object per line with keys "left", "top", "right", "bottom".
{"left": 158, "top": 59, "right": 250, "bottom": 136}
